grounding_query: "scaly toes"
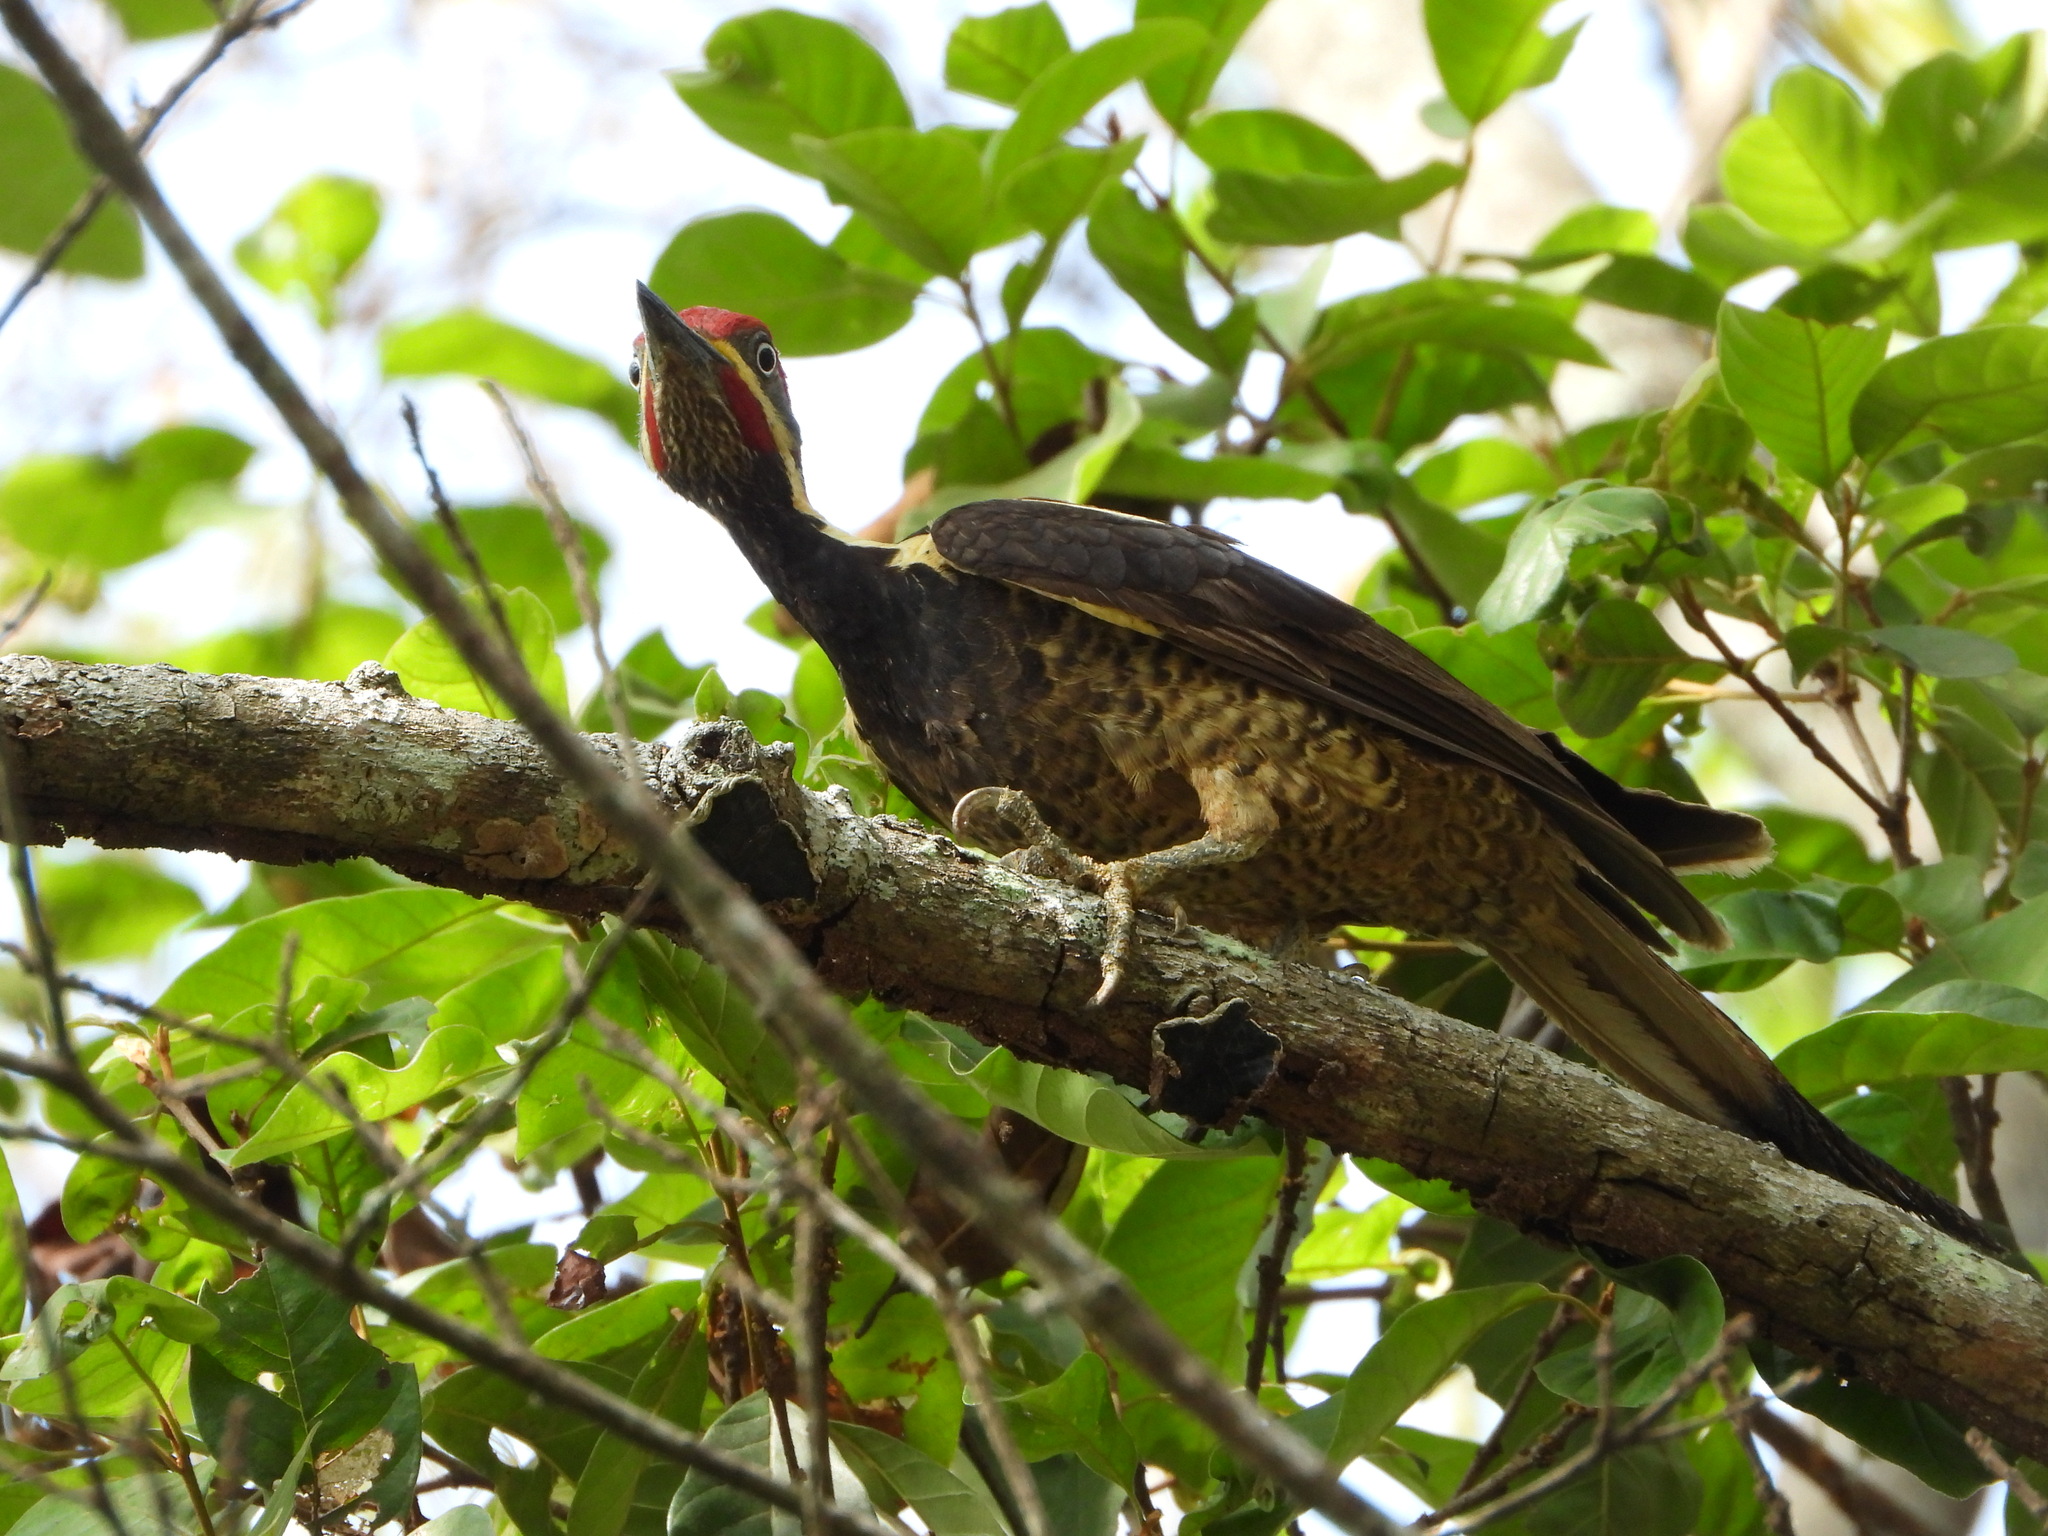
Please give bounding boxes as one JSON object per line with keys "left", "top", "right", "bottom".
{"left": 1090, "top": 863, "right": 1138, "bottom": 1008}
{"left": 953, "top": 786, "right": 1097, "bottom": 885}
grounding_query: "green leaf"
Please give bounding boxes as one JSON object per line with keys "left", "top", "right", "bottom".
{"left": 0, "top": 65, "right": 141, "bottom": 278}
{"left": 1777, "top": 982, "right": 2048, "bottom": 1101}
{"left": 234, "top": 174, "right": 381, "bottom": 327}
{"left": 1408, "top": 621, "right": 1563, "bottom": 729}
{"left": 1850, "top": 325, "right": 2048, "bottom": 463}
{"left": 790, "top": 640, "right": 845, "bottom": 739}
{"left": 177, "top": 602, "right": 407, "bottom": 685}
{"left": 197, "top": 1257, "right": 402, "bottom": 1469}
{"left": 832, "top": 1422, "right": 1009, "bottom": 1535}
{"left": 381, "top": 311, "right": 637, "bottom": 439}
{"left": 670, "top": 1394, "right": 871, "bottom": 1536}
{"left": 1679, "top": 888, "right": 1843, "bottom": 990}
{"left": 565, "top": 1314, "right": 708, "bottom": 1536}
{"left": 1207, "top": 160, "right": 1462, "bottom": 247}
{"left": 1002, "top": 140, "right": 1145, "bottom": 239}
{"left": 1135, "top": 0, "right": 1269, "bottom": 127}
{"left": 1423, "top": 0, "right": 1583, "bottom": 126}
{"left": 648, "top": 211, "right": 919, "bottom": 356}
{"left": 1183, "top": 108, "right": 1457, "bottom": 247}
{"left": 385, "top": 584, "right": 569, "bottom": 718}
{"left": 1530, "top": 203, "right": 1659, "bottom": 260}
{"left": 1536, "top": 1256, "right": 1722, "bottom": 1408}
{"left": 1715, "top": 306, "right": 1887, "bottom": 484}
{"left": 1682, "top": 203, "right": 1811, "bottom": 290}
{"left": 1288, "top": 1193, "right": 1410, "bottom": 1279}
{"left": 1720, "top": 66, "right": 1895, "bottom": 246}
{"left": 414, "top": 503, "right": 611, "bottom": 634}
{"left": 669, "top": 10, "right": 911, "bottom": 174}
{"left": 1475, "top": 482, "right": 1664, "bottom": 631}
{"left": 629, "top": 934, "right": 796, "bottom": 1122}
{"left": 1581, "top": 255, "right": 1723, "bottom": 330}
{"left": 1096, "top": 446, "right": 1335, "bottom": 504}
{"left": 0, "top": 425, "right": 254, "bottom": 572}
{"left": 224, "top": 1027, "right": 498, "bottom": 1165}
{"left": 1321, "top": 1284, "right": 1551, "bottom": 1464}
{"left": 942, "top": 1038, "right": 1240, "bottom": 1158}
{"left": 797, "top": 127, "right": 987, "bottom": 278}
{"left": 10, "top": 1474, "right": 207, "bottom": 1536}
{"left": 1525, "top": 1442, "right": 1701, "bottom": 1536}
{"left": 1086, "top": 182, "right": 1220, "bottom": 364}
{"left": 578, "top": 629, "right": 709, "bottom": 738}
{"left": 1763, "top": 1348, "right": 1987, "bottom": 1498}
{"left": 999, "top": 1352, "right": 1138, "bottom": 1487}
{"left": 1101, "top": 1156, "right": 1282, "bottom": 1367}
{"left": 1410, "top": 439, "right": 1554, "bottom": 510}
{"left": 1867, "top": 624, "right": 2016, "bottom": 678}
{"left": 0, "top": 1149, "right": 20, "bottom": 1336}
{"left": 945, "top": 3, "right": 1071, "bottom": 105}
{"left": 1552, "top": 598, "right": 1689, "bottom": 737}
{"left": 158, "top": 887, "right": 544, "bottom": 1022}
{"left": 35, "top": 856, "right": 200, "bottom": 962}
{"left": 1302, "top": 276, "right": 1604, "bottom": 379}
{"left": 991, "top": 20, "right": 1207, "bottom": 185}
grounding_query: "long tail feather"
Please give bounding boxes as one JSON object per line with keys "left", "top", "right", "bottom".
{"left": 1493, "top": 882, "right": 2007, "bottom": 1258}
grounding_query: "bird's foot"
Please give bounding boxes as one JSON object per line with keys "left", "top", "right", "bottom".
{"left": 951, "top": 786, "right": 1096, "bottom": 884}
{"left": 1091, "top": 861, "right": 1138, "bottom": 1009}
{"left": 951, "top": 787, "right": 1139, "bottom": 1009}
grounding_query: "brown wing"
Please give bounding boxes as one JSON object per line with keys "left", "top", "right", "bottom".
{"left": 927, "top": 498, "right": 1767, "bottom": 947}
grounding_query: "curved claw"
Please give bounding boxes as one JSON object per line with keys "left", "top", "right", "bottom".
{"left": 1089, "top": 863, "right": 1137, "bottom": 1008}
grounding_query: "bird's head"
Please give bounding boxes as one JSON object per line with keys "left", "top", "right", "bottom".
{"left": 632, "top": 281, "right": 814, "bottom": 523}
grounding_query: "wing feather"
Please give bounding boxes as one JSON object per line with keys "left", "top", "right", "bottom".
{"left": 929, "top": 499, "right": 1755, "bottom": 947}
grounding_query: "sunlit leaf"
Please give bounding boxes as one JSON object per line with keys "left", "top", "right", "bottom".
{"left": 945, "top": 3, "right": 1071, "bottom": 105}
{"left": 1716, "top": 306, "right": 1887, "bottom": 484}
{"left": 234, "top": 174, "right": 381, "bottom": 327}
{"left": 1475, "top": 482, "right": 1664, "bottom": 631}
{"left": 0, "top": 65, "right": 141, "bottom": 277}
{"left": 1423, "top": 0, "right": 1583, "bottom": 126}
{"left": 649, "top": 210, "right": 919, "bottom": 355}
{"left": 1851, "top": 325, "right": 2048, "bottom": 462}
{"left": 381, "top": 312, "right": 637, "bottom": 439}
{"left": 669, "top": 10, "right": 911, "bottom": 174}
{"left": 385, "top": 584, "right": 569, "bottom": 718}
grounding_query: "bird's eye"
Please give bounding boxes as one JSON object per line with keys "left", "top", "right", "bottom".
{"left": 753, "top": 340, "right": 778, "bottom": 374}
{"left": 628, "top": 357, "right": 641, "bottom": 387}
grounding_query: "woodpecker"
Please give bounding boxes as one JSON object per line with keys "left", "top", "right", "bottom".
{"left": 630, "top": 282, "right": 2002, "bottom": 1256}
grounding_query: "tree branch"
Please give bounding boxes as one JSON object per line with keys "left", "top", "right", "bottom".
{"left": 3, "top": 654, "right": 2048, "bottom": 1458}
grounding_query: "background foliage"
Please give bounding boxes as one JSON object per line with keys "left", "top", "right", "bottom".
{"left": 3, "top": 0, "right": 2048, "bottom": 1532}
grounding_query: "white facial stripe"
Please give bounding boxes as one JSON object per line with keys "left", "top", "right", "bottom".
{"left": 701, "top": 332, "right": 818, "bottom": 518}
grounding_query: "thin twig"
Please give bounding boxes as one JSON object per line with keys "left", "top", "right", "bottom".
{"left": 338, "top": 875, "right": 660, "bottom": 1257}
{"left": 1451, "top": 1266, "right": 1596, "bottom": 1498}
{"left": 0, "top": 1090, "right": 887, "bottom": 1536}
{"left": 1968, "top": 1427, "right": 2048, "bottom": 1525}
{"left": 481, "top": 380, "right": 637, "bottom": 766}
{"left": 1748, "top": 1409, "right": 1942, "bottom": 1536}
{"left": 1430, "top": 1315, "right": 1759, "bottom": 1530}
{"left": 1674, "top": 585, "right": 1893, "bottom": 824}
{"left": 1247, "top": 1129, "right": 1310, "bottom": 1393}
{"left": 1712, "top": 1363, "right": 1794, "bottom": 1536}
{"left": 400, "top": 397, "right": 519, "bottom": 658}
{"left": 0, "top": 0, "right": 318, "bottom": 336}
{"left": 1945, "top": 1074, "right": 2012, "bottom": 1240}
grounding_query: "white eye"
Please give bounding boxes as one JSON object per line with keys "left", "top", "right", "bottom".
{"left": 753, "top": 340, "right": 778, "bottom": 374}
{"left": 628, "top": 357, "right": 641, "bottom": 386}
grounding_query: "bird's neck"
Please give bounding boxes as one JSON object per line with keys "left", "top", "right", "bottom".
{"left": 713, "top": 461, "right": 884, "bottom": 647}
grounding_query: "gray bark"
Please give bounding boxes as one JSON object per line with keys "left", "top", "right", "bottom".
{"left": 5, "top": 653, "right": 2047, "bottom": 1457}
